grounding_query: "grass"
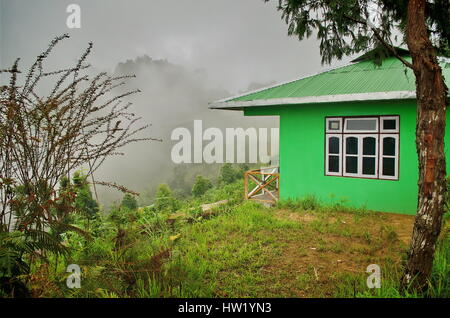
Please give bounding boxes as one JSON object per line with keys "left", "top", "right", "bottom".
{"left": 138, "top": 199, "right": 446, "bottom": 298}
{"left": 25, "top": 184, "right": 449, "bottom": 298}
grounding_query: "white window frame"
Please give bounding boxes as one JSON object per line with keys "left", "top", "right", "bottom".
{"left": 325, "top": 115, "right": 400, "bottom": 180}
{"left": 326, "top": 117, "right": 343, "bottom": 133}
{"left": 379, "top": 134, "right": 399, "bottom": 180}
{"left": 380, "top": 116, "right": 399, "bottom": 133}
{"left": 325, "top": 134, "right": 342, "bottom": 176}
{"left": 343, "top": 134, "right": 379, "bottom": 179}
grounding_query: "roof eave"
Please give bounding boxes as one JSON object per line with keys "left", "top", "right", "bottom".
{"left": 210, "top": 90, "right": 419, "bottom": 110}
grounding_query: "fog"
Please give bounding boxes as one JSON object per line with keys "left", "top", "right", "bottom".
{"left": 0, "top": 0, "right": 353, "bottom": 206}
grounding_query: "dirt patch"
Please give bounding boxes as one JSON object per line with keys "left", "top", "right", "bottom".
{"left": 262, "top": 210, "right": 415, "bottom": 297}
{"left": 275, "top": 209, "right": 317, "bottom": 223}
{"left": 379, "top": 212, "right": 415, "bottom": 244}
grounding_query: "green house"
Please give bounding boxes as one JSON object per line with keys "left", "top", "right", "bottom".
{"left": 211, "top": 51, "right": 450, "bottom": 215}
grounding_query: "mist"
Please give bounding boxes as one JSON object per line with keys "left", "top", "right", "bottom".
{"left": 0, "top": 0, "right": 354, "bottom": 207}
{"left": 94, "top": 55, "right": 279, "bottom": 206}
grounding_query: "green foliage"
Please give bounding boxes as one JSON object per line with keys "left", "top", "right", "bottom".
{"left": 219, "top": 163, "right": 237, "bottom": 184}
{"left": 218, "top": 163, "right": 248, "bottom": 185}
{"left": 109, "top": 205, "right": 139, "bottom": 226}
{"left": 154, "top": 184, "right": 179, "bottom": 213}
{"left": 0, "top": 231, "right": 31, "bottom": 297}
{"left": 72, "top": 171, "right": 99, "bottom": 220}
{"left": 0, "top": 227, "right": 70, "bottom": 297}
{"left": 279, "top": 195, "right": 320, "bottom": 211}
{"left": 167, "top": 164, "right": 223, "bottom": 199}
{"left": 268, "top": 0, "right": 449, "bottom": 64}
{"left": 277, "top": 194, "right": 373, "bottom": 219}
{"left": 191, "top": 176, "right": 213, "bottom": 197}
{"left": 0, "top": 231, "right": 30, "bottom": 278}
{"left": 121, "top": 194, "right": 138, "bottom": 210}
{"left": 11, "top": 168, "right": 447, "bottom": 298}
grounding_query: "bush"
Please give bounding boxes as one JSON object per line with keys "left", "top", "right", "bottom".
{"left": 109, "top": 205, "right": 139, "bottom": 225}
{"left": 192, "top": 176, "right": 213, "bottom": 197}
{"left": 70, "top": 171, "right": 99, "bottom": 220}
{"left": 121, "top": 194, "right": 138, "bottom": 210}
{"left": 154, "top": 184, "right": 179, "bottom": 213}
{"left": 219, "top": 163, "right": 248, "bottom": 185}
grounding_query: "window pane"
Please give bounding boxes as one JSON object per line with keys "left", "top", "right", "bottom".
{"left": 383, "top": 158, "right": 395, "bottom": 176}
{"left": 328, "top": 120, "right": 340, "bottom": 131}
{"left": 363, "top": 137, "right": 376, "bottom": 155}
{"left": 346, "top": 119, "right": 377, "bottom": 131}
{"left": 345, "top": 156, "right": 358, "bottom": 173}
{"left": 328, "top": 155, "right": 340, "bottom": 173}
{"left": 383, "top": 137, "right": 396, "bottom": 156}
{"left": 363, "top": 157, "right": 376, "bottom": 175}
{"left": 383, "top": 119, "right": 396, "bottom": 130}
{"left": 329, "top": 137, "right": 340, "bottom": 154}
{"left": 346, "top": 137, "right": 358, "bottom": 155}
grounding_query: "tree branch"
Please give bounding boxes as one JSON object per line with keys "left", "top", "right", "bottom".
{"left": 343, "top": 14, "right": 414, "bottom": 69}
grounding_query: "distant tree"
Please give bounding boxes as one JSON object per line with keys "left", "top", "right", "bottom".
{"left": 237, "top": 164, "right": 251, "bottom": 176}
{"left": 267, "top": 0, "right": 449, "bottom": 291}
{"left": 192, "top": 175, "right": 213, "bottom": 197}
{"left": 121, "top": 193, "right": 138, "bottom": 211}
{"left": 219, "top": 163, "right": 248, "bottom": 185}
{"left": 154, "top": 184, "right": 178, "bottom": 212}
{"left": 168, "top": 165, "right": 191, "bottom": 197}
{"left": 219, "top": 163, "right": 238, "bottom": 184}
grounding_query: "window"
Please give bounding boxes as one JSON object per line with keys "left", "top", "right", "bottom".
{"left": 326, "top": 117, "right": 342, "bottom": 133}
{"left": 380, "top": 116, "right": 399, "bottom": 133}
{"left": 344, "top": 117, "right": 378, "bottom": 133}
{"left": 325, "top": 116, "right": 399, "bottom": 180}
{"left": 380, "top": 134, "right": 399, "bottom": 179}
{"left": 325, "top": 134, "right": 342, "bottom": 175}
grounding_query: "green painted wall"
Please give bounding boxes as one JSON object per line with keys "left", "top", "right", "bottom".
{"left": 244, "top": 100, "right": 450, "bottom": 214}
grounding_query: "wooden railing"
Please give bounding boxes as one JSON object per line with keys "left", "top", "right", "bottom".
{"left": 244, "top": 166, "right": 279, "bottom": 203}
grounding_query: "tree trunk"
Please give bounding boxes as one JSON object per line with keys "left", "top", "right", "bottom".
{"left": 402, "top": 0, "right": 448, "bottom": 291}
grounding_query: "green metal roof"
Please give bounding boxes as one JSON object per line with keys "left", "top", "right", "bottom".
{"left": 211, "top": 56, "right": 450, "bottom": 110}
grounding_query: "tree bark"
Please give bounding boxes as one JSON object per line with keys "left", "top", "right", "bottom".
{"left": 402, "top": 0, "right": 448, "bottom": 291}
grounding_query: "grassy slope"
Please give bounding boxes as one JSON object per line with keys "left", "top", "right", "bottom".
{"left": 29, "top": 181, "right": 448, "bottom": 298}
{"left": 163, "top": 202, "right": 446, "bottom": 297}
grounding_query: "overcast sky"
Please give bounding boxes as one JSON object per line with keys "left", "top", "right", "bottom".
{"left": 0, "top": 0, "right": 353, "bottom": 93}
